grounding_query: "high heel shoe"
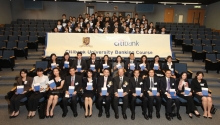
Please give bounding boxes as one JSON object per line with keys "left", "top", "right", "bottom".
{"left": 193, "top": 112, "right": 200, "bottom": 118}
{"left": 208, "top": 116, "right": 212, "bottom": 119}
{"left": 50, "top": 115, "right": 54, "bottom": 118}
{"left": 85, "top": 115, "right": 88, "bottom": 118}
{"left": 89, "top": 114, "right": 92, "bottom": 117}
{"left": 45, "top": 115, "right": 49, "bottom": 118}
{"left": 203, "top": 115, "right": 207, "bottom": 118}
{"left": 189, "top": 114, "right": 193, "bottom": 119}
{"left": 30, "top": 115, "right": 35, "bottom": 119}
{"left": 9, "top": 116, "right": 14, "bottom": 119}
{"left": 27, "top": 116, "right": 31, "bottom": 119}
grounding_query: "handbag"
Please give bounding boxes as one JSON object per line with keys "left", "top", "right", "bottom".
{"left": 210, "top": 104, "right": 217, "bottom": 114}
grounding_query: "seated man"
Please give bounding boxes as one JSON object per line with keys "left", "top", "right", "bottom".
{"left": 97, "top": 69, "right": 113, "bottom": 118}
{"left": 160, "top": 70, "right": 182, "bottom": 121}
{"left": 62, "top": 67, "right": 82, "bottom": 117}
{"left": 113, "top": 69, "right": 130, "bottom": 120}
{"left": 124, "top": 53, "right": 137, "bottom": 78}
{"left": 72, "top": 52, "right": 87, "bottom": 77}
{"left": 130, "top": 70, "right": 148, "bottom": 120}
{"left": 144, "top": 69, "right": 161, "bottom": 119}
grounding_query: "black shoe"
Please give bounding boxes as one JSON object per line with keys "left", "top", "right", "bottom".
{"left": 203, "top": 115, "right": 207, "bottom": 118}
{"left": 156, "top": 112, "right": 160, "bottom": 119}
{"left": 193, "top": 112, "right": 200, "bottom": 118}
{"left": 9, "top": 116, "right": 14, "bottom": 119}
{"left": 27, "top": 116, "right": 31, "bottom": 119}
{"left": 177, "top": 113, "right": 182, "bottom": 120}
{"left": 131, "top": 113, "right": 135, "bottom": 120}
{"left": 89, "top": 114, "right": 92, "bottom": 117}
{"left": 189, "top": 113, "right": 193, "bottom": 119}
{"left": 115, "top": 114, "right": 119, "bottom": 119}
{"left": 85, "top": 115, "right": 88, "bottom": 118}
{"left": 106, "top": 112, "right": 110, "bottom": 118}
{"left": 49, "top": 115, "right": 53, "bottom": 118}
{"left": 208, "top": 116, "right": 212, "bottom": 119}
{"left": 123, "top": 113, "right": 127, "bottom": 120}
{"left": 62, "top": 113, "right": 67, "bottom": 118}
{"left": 166, "top": 114, "right": 171, "bottom": 121}
{"left": 30, "top": 115, "right": 35, "bottom": 119}
{"left": 46, "top": 115, "right": 49, "bottom": 118}
{"left": 74, "top": 112, "right": 78, "bottom": 117}
{"left": 148, "top": 112, "right": 152, "bottom": 119}
{"left": 98, "top": 111, "right": 102, "bottom": 117}
{"left": 144, "top": 114, "right": 149, "bottom": 120}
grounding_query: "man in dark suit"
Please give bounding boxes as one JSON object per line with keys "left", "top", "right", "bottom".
{"left": 133, "top": 13, "right": 139, "bottom": 23}
{"left": 130, "top": 70, "right": 148, "bottom": 120}
{"left": 61, "top": 14, "right": 69, "bottom": 27}
{"left": 160, "top": 27, "right": 169, "bottom": 34}
{"left": 113, "top": 69, "right": 130, "bottom": 119}
{"left": 62, "top": 67, "right": 82, "bottom": 117}
{"left": 85, "top": 23, "right": 93, "bottom": 33}
{"left": 97, "top": 69, "right": 113, "bottom": 118}
{"left": 72, "top": 52, "right": 87, "bottom": 77}
{"left": 144, "top": 69, "right": 161, "bottom": 119}
{"left": 160, "top": 69, "right": 181, "bottom": 121}
{"left": 124, "top": 53, "right": 137, "bottom": 77}
{"left": 87, "top": 53, "right": 100, "bottom": 78}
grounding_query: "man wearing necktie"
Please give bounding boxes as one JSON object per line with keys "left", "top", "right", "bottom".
{"left": 125, "top": 53, "right": 137, "bottom": 78}
{"left": 62, "top": 67, "right": 82, "bottom": 117}
{"left": 130, "top": 70, "right": 148, "bottom": 120}
{"left": 113, "top": 69, "right": 130, "bottom": 120}
{"left": 72, "top": 52, "right": 87, "bottom": 77}
{"left": 144, "top": 69, "right": 161, "bottom": 119}
{"left": 97, "top": 69, "right": 113, "bottom": 118}
{"left": 160, "top": 70, "right": 181, "bottom": 121}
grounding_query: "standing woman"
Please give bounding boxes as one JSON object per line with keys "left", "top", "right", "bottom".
{"left": 48, "top": 53, "right": 59, "bottom": 75}
{"left": 60, "top": 52, "right": 73, "bottom": 78}
{"left": 176, "top": 72, "right": 200, "bottom": 118}
{"left": 27, "top": 68, "right": 49, "bottom": 119}
{"left": 83, "top": 70, "right": 97, "bottom": 118}
{"left": 100, "top": 55, "right": 112, "bottom": 74}
{"left": 9, "top": 69, "right": 32, "bottom": 118}
{"left": 138, "top": 55, "right": 149, "bottom": 78}
{"left": 191, "top": 71, "right": 213, "bottom": 119}
{"left": 46, "top": 68, "right": 64, "bottom": 118}
{"left": 112, "top": 55, "right": 124, "bottom": 77}
{"left": 150, "top": 55, "right": 162, "bottom": 75}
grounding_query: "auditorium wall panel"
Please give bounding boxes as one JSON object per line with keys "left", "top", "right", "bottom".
{"left": 0, "top": 0, "right": 12, "bottom": 24}
{"left": 205, "top": 1, "right": 220, "bottom": 30}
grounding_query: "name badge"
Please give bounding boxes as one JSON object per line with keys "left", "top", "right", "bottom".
{"left": 123, "top": 85, "right": 126, "bottom": 87}
{"left": 107, "top": 85, "right": 110, "bottom": 88}
{"left": 154, "top": 82, "right": 157, "bottom": 85}
{"left": 75, "top": 82, "right": 79, "bottom": 85}
{"left": 200, "top": 83, "right": 204, "bottom": 86}
{"left": 172, "top": 83, "right": 174, "bottom": 86}
{"left": 24, "top": 81, "right": 27, "bottom": 84}
{"left": 140, "top": 82, "right": 143, "bottom": 85}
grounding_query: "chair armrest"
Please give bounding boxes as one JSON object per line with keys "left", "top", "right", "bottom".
{"left": 187, "top": 70, "right": 193, "bottom": 74}
{"left": 29, "top": 88, "right": 33, "bottom": 91}
{"left": 11, "top": 87, "right": 17, "bottom": 91}
{"left": 175, "top": 70, "right": 178, "bottom": 74}
{"left": 10, "top": 56, "right": 15, "bottom": 59}
{"left": 44, "top": 68, "right": 48, "bottom": 72}
{"left": 192, "top": 50, "right": 196, "bottom": 52}
{"left": 30, "top": 68, "right": 35, "bottom": 72}
{"left": 35, "top": 40, "right": 39, "bottom": 42}
{"left": 0, "top": 56, "right": 2, "bottom": 58}
{"left": 205, "top": 59, "right": 211, "bottom": 62}
{"left": 176, "top": 58, "right": 180, "bottom": 61}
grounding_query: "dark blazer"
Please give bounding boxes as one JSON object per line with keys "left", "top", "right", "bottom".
{"left": 82, "top": 77, "right": 97, "bottom": 91}
{"left": 60, "top": 19, "right": 69, "bottom": 25}
{"left": 60, "top": 59, "right": 73, "bottom": 69}
{"left": 160, "top": 77, "right": 177, "bottom": 94}
{"left": 191, "top": 78, "right": 208, "bottom": 94}
{"left": 113, "top": 76, "right": 130, "bottom": 93}
{"left": 175, "top": 78, "right": 191, "bottom": 94}
{"left": 163, "top": 63, "right": 174, "bottom": 71}
{"left": 97, "top": 76, "right": 114, "bottom": 94}
{"left": 48, "top": 60, "right": 60, "bottom": 69}
{"left": 72, "top": 59, "right": 87, "bottom": 70}
{"left": 137, "top": 62, "right": 149, "bottom": 71}
{"left": 150, "top": 62, "right": 162, "bottom": 70}
{"left": 130, "top": 77, "right": 144, "bottom": 93}
{"left": 124, "top": 59, "right": 137, "bottom": 71}
{"left": 63, "top": 75, "right": 82, "bottom": 93}
{"left": 100, "top": 61, "right": 112, "bottom": 73}
{"left": 87, "top": 59, "right": 100, "bottom": 71}
{"left": 17, "top": 77, "right": 33, "bottom": 91}
{"left": 144, "top": 76, "right": 160, "bottom": 92}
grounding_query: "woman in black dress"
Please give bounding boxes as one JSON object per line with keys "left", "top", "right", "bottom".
{"left": 150, "top": 55, "right": 162, "bottom": 75}
{"left": 191, "top": 71, "right": 213, "bottom": 119}
{"left": 48, "top": 53, "right": 60, "bottom": 77}
{"left": 163, "top": 56, "right": 176, "bottom": 79}
{"left": 100, "top": 55, "right": 112, "bottom": 74}
{"left": 60, "top": 52, "right": 73, "bottom": 78}
{"left": 83, "top": 69, "right": 97, "bottom": 118}
{"left": 137, "top": 55, "right": 149, "bottom": 78}
{"left": 46, "top": 68, "right": 64, "bottom": 118}
{"left": 176, "top": 72, "right": 200, "bottom": 118}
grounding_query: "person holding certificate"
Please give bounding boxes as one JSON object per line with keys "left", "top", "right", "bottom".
{"left": 124, "top": 53, "right": 137, "bottom": 78}
{"left": 48, "top": 53, "right": 60, "bottom": 75}
{"left": 176, "top": 72, "right": 200, "bottom": 118}
{"left": 137, "top": 55, "right": 149, "bottom": 78}
{"left": 83, "top": 70, "right": 97, "bottom": 118}
{"left": 150, "top": 55, "right": 163, "bottom": 75}
{"left": 72, "top": 52, "right": 87, "bottom": 77}
{"left": 97, "top": 69, "right": 113, "bottom": 118}
{"left": 163, "top": 56, "right": 176, "bottom": 79}
{"left": 100, "top": 55, "right": 112, "bottom": 74}
{"left": 62, "top": 67, "right": 82, "bottom": 117}
{"left": 113, "top": 69, "right": 130, "bottom": 120}
{"left": 46, "top": 68, "right": 64, "bottom": 118}
{"left": 60, "top": 52, "right": 73, "bottom": 78}
{"left": 144, "top": 69, "right": 161, "bottom": 119}
{"left": 112, "top": 55, "right": 124, "bottom": 77}
{"left": 130, "top": 70, "right": 148, "bottom": 120}
{"left": 27, "top": 68, "right": 49, "bottom": 119}
{"left": 160, "top": 70, "right": 181, "bottom": 121}
{"left": 87, "top": 53, "right": 100, "bottom": 78}
{"left": 191, "top": 71, "right": 212, "bottom": 119}
{"left": 9, "top": 69, "right": 32, "bottom": 118}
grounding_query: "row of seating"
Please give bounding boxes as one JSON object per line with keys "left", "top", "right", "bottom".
{"left": 11, "top": 20, "right": 58, "bottom": 25}
{"left": 171, "top": 30, "right": 218, "bottom": 35}
{"left": 0, "top": 27, "right": 53, "bottom": 32}
{"left": 205, "top": 54, "right": 220, "bottom": 73}
{"left": 0, "top": 31, "right": 46, "bottom": 37}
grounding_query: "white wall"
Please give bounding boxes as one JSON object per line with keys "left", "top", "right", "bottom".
{"left": 205, "top": 1, "right": 220, "bottom": 30}
{"left": 0, "top": 0, "right": 12, "bottom": 24}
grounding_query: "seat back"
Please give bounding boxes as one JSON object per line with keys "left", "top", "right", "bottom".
{"left": 18, "top": 42, "right": 27, "bottom": 48}
{"left": 213, "top": 46, "right": 220, "bottom": 52}
{"left": 217, "top": 54, "right": 220, "bottom": 60}
{"left": 193, "top": 46, "right": 203, "bottom": 52}
{"left": 19, "top": 36, "right": 28, "bottom": 41}
{"left": 188, "top": 79, "right": 192, "bottom": 84}
{"left": 29, "top": 36, "right": 38, "bottom": 41}
{"left": 206, "top": 54, "right": 216, "bottom": 62}
{"left": 212, "top": 40, "right": 220, "bottom": 46}
{"left": 35, "top": 61, "right": 48, "bottom": 69}
{"left": 174, "top": 63, "right": 188, "bottom": 74}
{"left": 0, "top": 42, "right": 6, "bottom": 48}
{"left": 202, "top": 40, "right": 211, "bottom": 45}
{"left": 9, "top": 36, "right": 18, "bottom": 41}
{"left": 7, "top": 41, "right": 17, "bottom": 49}
{"left": 22, "top": 32, "right": 29, "bottom": 36}
{"left": 193, "top": 39, "right": 201, "bottom": 45}
{"left": 3, "top": 50, "right": 14, "bottom": 58}
{"left": 183, "top": 39, "right": 191, "bottom": 44}
{"left": 203, "top": 46, "right": 213, "bottom": 52}
{"left": 0, "top": 36, "right": 7, "bottom": 42}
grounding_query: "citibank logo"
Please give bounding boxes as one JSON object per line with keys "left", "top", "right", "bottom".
{"left": 114, "top": 40, "right": 139, "bottom": 46}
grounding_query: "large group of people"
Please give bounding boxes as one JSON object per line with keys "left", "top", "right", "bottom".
{"left": 9, "top": 52, "right": 213, "bottom": 121}
{"left": 52, "top": 13, "right": 168, "bottom": 34}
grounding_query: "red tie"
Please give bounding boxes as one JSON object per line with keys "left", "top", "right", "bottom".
{"left": 71, "top": 77, "right": 74, "bottom": 86}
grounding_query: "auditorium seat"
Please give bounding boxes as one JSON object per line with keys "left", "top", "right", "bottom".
{"left": 198, "top": 31, "right": 204, "bottom": 35}
{"left": 213, "top": 46, "right": 220, "bottom": 53}
{"left": 182, "top": 39, "right": 192, "bottom": 53}
{"left": 0, "top": 42, "right": 6, "bottom": 50}
{"left": 198, "top": 35, "right": 206, "bottom": 40}
{"left": 13, "top": 31, "right": 21, "bottom": 37}
{"left": 202, "top": 40, "right": 212, "bottom": 46}
{"left": 0, "top": 36, "right": 8, "bottom": 42}
{"left": 13, "top": 27, "right": 20, "bottom": 32}
{"left": 21, "top": 31, "right": 29, "bottom": 36}
{"left": 206, "top": 35, "right": 213, "bottom": 40}
{"left": 21, "top": 27, "right": 28, "bottom": 32}
{"left": 174, "top": 63, "right": 193, "bottom": 79}
{"left": 174, "top": 34, "right": 182, "bottom": 46}
{"left": 9, "top": 36, "right": 18, "bottom": 42}
{"left": 28, "top": 36, "right": 38, "bottom": 51}
{"left": 192, "top": 46, "right": 205, "bottom": 62}
{"left": 183, "top": 34, "right": 190, "bottom": 39}
{"left": 29, "top": 32, "right": 38, "bottom": 36}
{"left": 213, "top": 35, "right": 220, "bottom": 40}
{"left": 29, "top": 27, "right": 37, "bottom": 32}
{"left": 203, "top": 46, "right": 214, "bottom": 54}
{"left": 6, "top": 41, "right": 17, "bottom": 50}
{"left": 213, "top": 32, "right": 219, "bottom": 36}
{"left": 15, "top": 41, "right": 28, "bottom": 59}
{"left": 191, "top": 35, "right": 197, "bottom": 40}
{"left": 5, "top": 27, "right": 13, "bottom": 32}
{"left": 28, "top": 61, "right": 49, "bottom": 77}
{"left": 19, "top": 36, "right": 28, "bottom": 42}
{"left": 4, "top": 31, "right": 13, "bottom": 36}
{"left": 192, "top": 39, "right": 201, "bottom": 45}
{"left": 205, "top": 54, "right": 218, "bottom": 73}
{"left": 0, "top": 50, "right": 15, "bottom": 71}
